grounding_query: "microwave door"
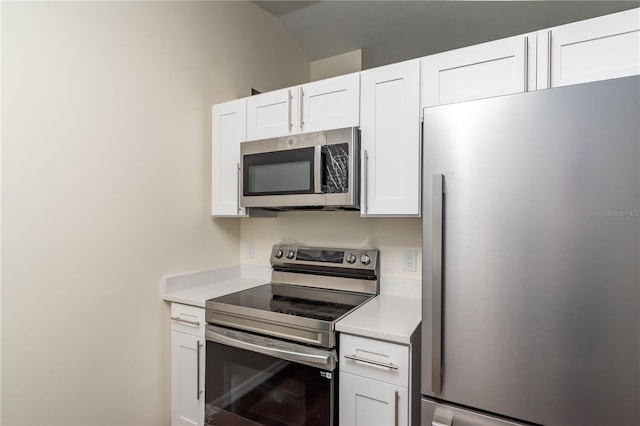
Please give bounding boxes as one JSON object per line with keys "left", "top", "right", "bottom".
{"left": 240, "top": 145, "right": 327, "bottom": 208}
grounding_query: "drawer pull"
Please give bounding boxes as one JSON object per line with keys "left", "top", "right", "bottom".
{"left": 171, "top": 316, "right": 201, "bottom": 327}
{"left": 344, "top": 354, "right": 398, "bottom": 370}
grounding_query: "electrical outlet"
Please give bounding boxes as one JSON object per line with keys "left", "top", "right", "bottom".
{"left": 246, "top": 241, "right": 255, "bottom": 259}
{"left": 402, "top": 249, "right": 417, "bottom": 272}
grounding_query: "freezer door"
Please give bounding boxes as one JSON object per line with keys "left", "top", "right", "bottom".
{"left": 422, "top": 398, "right": 524, "bottom": 426}
{"left": 422, "top": 76, "right": 640, "bottom": 426}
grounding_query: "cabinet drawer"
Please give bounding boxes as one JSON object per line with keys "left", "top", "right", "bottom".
{"left": 170, "top": 303, "right": 205, "bottom": 337}
{"left": 340, "top": 334, "right": 408, "bottom": 387}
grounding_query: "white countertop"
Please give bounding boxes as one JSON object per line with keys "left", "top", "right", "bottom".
{"left": 336, "top": 294, "right": 421, "bottom": 345}
{"left": 162, "top": 264, "right": 270, "bottom": 307}
{"left": 163, "top": 277, "right": 268, "bottom": 307}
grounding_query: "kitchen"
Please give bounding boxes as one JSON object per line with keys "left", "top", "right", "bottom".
{"left": 1, "top": 1, "right": 638, "bottom": 426}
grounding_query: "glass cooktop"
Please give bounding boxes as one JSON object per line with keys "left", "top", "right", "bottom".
{"left": 208, "top": 283, "right": 373, "bottom": 323}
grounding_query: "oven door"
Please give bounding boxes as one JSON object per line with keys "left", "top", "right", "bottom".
{"left": 205, "top": 325, "right": 337, "bottom": 426}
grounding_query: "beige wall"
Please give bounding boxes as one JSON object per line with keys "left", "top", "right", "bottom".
{"left": 241, "top": 212, "right": 422, "bottom": 281}
{"left": 1, "top": 2, "right": 308, "bottom": 424}
{"left": 310, "top": 49, "right": 362, "bottom": 81}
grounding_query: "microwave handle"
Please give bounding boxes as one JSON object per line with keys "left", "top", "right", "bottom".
{"left": 237, "top": 163, "right": 242, "bottom": 213}
{"left": 314, "top": 145, "right": 322, "bottom": 193}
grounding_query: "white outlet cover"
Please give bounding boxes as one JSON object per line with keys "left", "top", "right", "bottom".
{"left": 402, "top": 249, "right": 417, "bottom": 272}
{"left": 246, "top": 241, "right": 255, "bottom": 259}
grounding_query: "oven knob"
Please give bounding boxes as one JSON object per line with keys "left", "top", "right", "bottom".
{"left": 346, "top": 253, "right": 357, "bottom": 264}
{"left": 286, "top": 250, "right": 295, "bottom": 259}
{"left": 360, "top": 254, "right": 371, "bottom": 265}
{"left": 274, "top": 249, "right": 284, "bottom": 259}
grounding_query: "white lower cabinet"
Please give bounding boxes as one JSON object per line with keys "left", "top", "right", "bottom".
{"left": 340, "top": 333, "right": 417, "bottom": 426}
{"left": 340, "top": 373, "right": 408, "bottom": 426}
{"left": 171, "top": 304, "right": 205, "bottom": 426}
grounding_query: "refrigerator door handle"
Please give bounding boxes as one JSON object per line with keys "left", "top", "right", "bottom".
{"left": 432, "top": 409, "right": 453, "bottom": 426}
{"left": 432, "top": 174, "right": 445, "bottom": 394}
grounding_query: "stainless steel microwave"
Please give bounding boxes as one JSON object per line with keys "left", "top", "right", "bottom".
{"left": 240, "top": 127, "right": 360, "bottom": 210}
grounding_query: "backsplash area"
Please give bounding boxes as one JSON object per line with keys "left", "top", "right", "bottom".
{"left": 240, "top": 211, "right": 422, "bottom": 281}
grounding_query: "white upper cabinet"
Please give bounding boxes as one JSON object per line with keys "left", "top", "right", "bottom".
{"left": 246, "top": 88, "right": 297, "bottom": 141}
{"left": 360, "top": 59, "right": 421, "bottom": 217}
{"left": 246, "top": 73, "right": 360, "bottom": 141}
{"left": 537, "top": 8, "right": 640, "bottom": 89}
{"left": 211, "top": 99, "right": 247, "bottom": 217}
{"left": 421, "top": 33, "right": 537, "bottom": 107}
{"left": 300, "top": 73, "right": 360, "bottom": 133}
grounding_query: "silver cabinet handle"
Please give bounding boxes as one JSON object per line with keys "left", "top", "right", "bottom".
{"left": 344, "top": 354, "right": 398, "bottom": 370}
{"left": 547, "top": 30, "right": 552, "bottom": 88}
{"left": 170, "top": 316, "right": 200, "bottom": 327}
{"left": 524, "top": 36, "right": 528, "bottom": 92}
{"left": 287, "top": 89, "right": 293, "bottom": 130}
{"left": 394, "top": 390, "right": 399, "bottom": 426}
{"left": 362, "top": 149, "right": 369, "bottom": 214}
{"left": 237, "top": 162, "right": 242, "bottom": 213}
{"left": 432, "top": 174, "right": 445, "bottom": 394}
{"left": 196, "top": 341, "right": 203, "bottom": 400}
{"left": 299, "top": 87, "right": 304, "bottom": 130}
{"left": 314, "top": 145, "right": 322, "bottom": 194}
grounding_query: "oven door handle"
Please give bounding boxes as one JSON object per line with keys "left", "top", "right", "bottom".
{"left": 206, "top": 326, "right": 336, "bottom": 371}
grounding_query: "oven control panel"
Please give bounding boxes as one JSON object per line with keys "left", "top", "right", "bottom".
{"left": 271, "top": 244, "right": 378, "bottom": 271}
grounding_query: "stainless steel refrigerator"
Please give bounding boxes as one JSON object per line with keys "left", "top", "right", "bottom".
{"left": 421, "top": 76, "right": 639, "bottom": 426}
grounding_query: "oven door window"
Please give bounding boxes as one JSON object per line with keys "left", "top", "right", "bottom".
{"left": 243, "top": 148, "right": 316, "bottom": 196}
{"left": 205, "top": 340, "right": 334, "bottom": 426}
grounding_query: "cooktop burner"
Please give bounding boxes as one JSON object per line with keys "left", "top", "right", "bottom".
{"left": 270, "top": 295, "right": 352, "bottom": 321}
{"left": 210, "top": 283, "right": 372, "bottom": 323}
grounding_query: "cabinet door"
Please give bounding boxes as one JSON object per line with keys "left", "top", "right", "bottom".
{"left": 211, "top": 99, "right": 247, "bottom": 216}
{"left": 246, "top": 87, "right": 298, "bottom": 141}
{"left": 171, "top": 331, "right": 204, "bottom": 426}
{"left": 340, "top": 372, "right": 408, "bottom": 426}
{"left": 360, "top": 59, "right": 421, "bottom": 216}
{"left": 537, "top": 8, "right": 640, "bottom": 89}
{"left": 421, "top": 33, "right": 536, "bottom": 107}
{"left": 300, "top": 73, "right": 360, "bottom": 133}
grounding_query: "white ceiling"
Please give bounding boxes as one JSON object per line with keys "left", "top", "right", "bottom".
{"left": 254, "top": 1, "right": 640, "bottom": 69}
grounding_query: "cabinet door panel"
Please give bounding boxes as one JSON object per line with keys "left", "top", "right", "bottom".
{"left": 360, "top": 60, "right": 420, "bottom": 216}
{"left": 422, "top": 34, "right": 535, "bottom": 107}
{"left": 211, "top": 99, "right": 247, "bottom": 216}
{"left": 340, "top": 372, "right": 408, "bottom": 426}
{"left": 537, "top": 8, "right": 640, "bottom": 89}
{"left": 171, "top": 332, "right": 204, "bottom": 426}
{"left": 301, "top": 73, "right": 360, "bottom": 133}
{"left": 247, "top": 88, "right": 297, "bottom": 141}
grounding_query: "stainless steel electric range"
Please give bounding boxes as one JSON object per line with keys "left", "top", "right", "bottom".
{"left": 203, "top": 244, "right": 379, "bottom": 426}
